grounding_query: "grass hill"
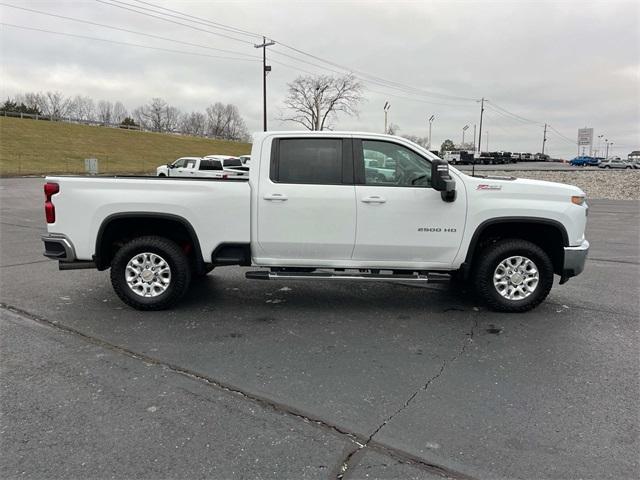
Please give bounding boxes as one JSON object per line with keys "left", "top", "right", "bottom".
{"left": 0, "top": 117, "right": 251, "bottom": 176}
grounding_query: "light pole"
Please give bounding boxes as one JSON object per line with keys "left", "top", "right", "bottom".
{"left": 462, "top": 125, "right": 469, "bottom": 148}
{"left": 383, "top": 102, "right": 391, "bottom": 133}
{"left": 428, "top": 115, "right": 435, "bottom": 150}
{"left": 605, "top": 139, "right": 609, "bottom": 159}
{"left": 597, "top": 134, "right": 604, "bottom": 158}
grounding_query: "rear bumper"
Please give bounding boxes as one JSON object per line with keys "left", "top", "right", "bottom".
{"left": 42, "top": 234, "right": 76, "bottom": 261}
{"left": 560, "top": 240, "right": 589, "bottom": 283}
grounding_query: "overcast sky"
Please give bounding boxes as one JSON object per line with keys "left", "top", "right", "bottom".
{"left": 1, "top": 0, "right": 638, "bottom": 158}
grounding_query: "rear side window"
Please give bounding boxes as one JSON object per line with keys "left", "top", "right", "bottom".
{"left": 200, "top": 159, "right": 222, "bottom": 170}
{"left": 272, "top": 138, "right": 344, "bottom": 184}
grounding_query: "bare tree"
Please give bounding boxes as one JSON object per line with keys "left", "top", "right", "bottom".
{"left": 41, "top": 91, "right": 71, "bottom": 119}
{"left": 97, "top": 100, "right": 113, "bottom": 125}
{"left": 180, "top": 111, "right": 207, "bottom": 136}
{"left": 281, "top": 74, "right": 364, "bottom": 130}
{"left": 133, "top": 98, "right": 181, "bottom": 132}
{"left": 68, "top": 95, "right": 95, "bottom": 121}
{"left": 205, "top": 102, "right": 248, "bottom": 140}
{"left": 112, "top": 101, "right": 128, "bottom": 124}
{"left": 164, "top": 106, "right": 181, "bottom": 132}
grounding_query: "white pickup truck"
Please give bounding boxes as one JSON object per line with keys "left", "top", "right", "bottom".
{"left": 42, "top": 132, "right": 589, "bottom": 312}
{"left": 156, "top": 156, "right": 248, "bottom": 178}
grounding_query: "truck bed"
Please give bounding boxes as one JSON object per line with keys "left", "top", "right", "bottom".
{"left": 46, "top": 176, "right": 250, "bottom": 263}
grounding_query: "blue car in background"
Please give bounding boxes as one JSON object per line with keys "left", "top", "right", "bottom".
{"left": 570, "top": 156, "right": 600, "bottom": 166}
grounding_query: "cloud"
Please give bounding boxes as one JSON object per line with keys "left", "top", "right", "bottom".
{"left": 1, "top": 0, "right": 638, "bottom": 157}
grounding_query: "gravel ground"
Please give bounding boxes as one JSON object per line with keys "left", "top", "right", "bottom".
{"left": 480, "top": 169, "right": 640, "bottom": 200}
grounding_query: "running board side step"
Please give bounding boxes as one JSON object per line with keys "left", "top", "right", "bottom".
{"left": 245, "top": 271, "right": 451, "bottom": 283}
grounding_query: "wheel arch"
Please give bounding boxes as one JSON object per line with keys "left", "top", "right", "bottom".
{"left": 94, "top": 212, "right": 206, "bottom": 273}
{"left": 463, "top": 217, "right": 569, "bottom": 277}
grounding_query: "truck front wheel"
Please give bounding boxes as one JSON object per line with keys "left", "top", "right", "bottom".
{"left": 473, "top": 239, "right": 554, "bottom": 312}
{"left": 110, "top": 236, "right": 192, "bottom": 310}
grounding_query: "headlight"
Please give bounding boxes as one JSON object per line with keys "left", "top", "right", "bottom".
{"left": 571, "top": 195, "right": 586, "bottom": 206}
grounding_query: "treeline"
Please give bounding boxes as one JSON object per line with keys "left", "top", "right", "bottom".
{"left": 1, "top": 91, "right": 250, "bottom": 142}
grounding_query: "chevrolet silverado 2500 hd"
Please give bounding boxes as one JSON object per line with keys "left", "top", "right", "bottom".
{"left": 42, "top": 132, "right": 589, "bottom": 312}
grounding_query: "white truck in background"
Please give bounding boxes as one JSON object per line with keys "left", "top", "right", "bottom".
{"left": 42, "top": 131, "right": 589, "bottom": 312}
{"left": 157, "top": 156, "right": 249, "bottom": 178}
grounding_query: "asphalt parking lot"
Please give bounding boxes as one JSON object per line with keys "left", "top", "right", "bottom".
{"left": 1, "top": 177, "right": 638, "bottom": 480}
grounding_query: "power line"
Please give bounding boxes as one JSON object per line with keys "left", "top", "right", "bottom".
{"left": 129, "top": 0, "right": 261, "bottom": 39}
{"left": 486, "top": 101, "right": 543, "bottom": 126}
{"left": 0, "top": 23, "right": 260, "bottom": 62}
{"left": 0, "top": 2, "right": 260, "bottom": 58}
{"left": 107, "top": 0, "right": 479, "bottom": 103}
{"left": 94, "top": 0, "right": 256, "bottom": 45}
{"left": 547, "top": 125, "right": 577, "bottom": 145}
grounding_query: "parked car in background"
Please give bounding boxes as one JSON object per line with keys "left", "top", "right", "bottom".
{"left": 570, "top": 156, "right": 599, "bottom": 167}
{"left": 203, "top": 155, "right": 249, "bottom": 177}
{"left": 157, "top": 157, "right": 231, "bottom": 178}
{"left": 598, "top": 158, "right": 634, "bottom": 169}
{"left": 535, "top": 153, "right": 550, "bottom": 161}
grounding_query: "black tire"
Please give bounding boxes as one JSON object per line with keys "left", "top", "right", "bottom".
{"left": 158, "top": 173, "right": 166, "bottom": 177}
{"left": 110, "top": 236, "right": 192, "bottom": 310}
{"left": 473, "top": 239, "right": 554, "bottom": 312}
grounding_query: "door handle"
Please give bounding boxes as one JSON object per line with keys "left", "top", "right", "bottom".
{"left": 264, "top": 193, "right": 288, "bottom": 201}
{"left": 361, "top": 195, "right": 386, "bottom": 204}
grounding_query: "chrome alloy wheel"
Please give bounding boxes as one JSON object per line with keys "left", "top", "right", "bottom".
{"left": 493, "top": 256, "right": 539, "bottom": 300}
{"left": 125, "top": 252, "right": 171, "bottom": 297}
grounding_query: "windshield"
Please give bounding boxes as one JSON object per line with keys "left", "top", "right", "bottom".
{"left": 224, "top": 158, "right": 242, "bottom": 167}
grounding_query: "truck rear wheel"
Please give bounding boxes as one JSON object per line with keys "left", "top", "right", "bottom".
{"left": 473, "top": 239, "right": 553, "bottom": 312}
{"left": 110, "top": 236, "right": 192, "bottom": 310}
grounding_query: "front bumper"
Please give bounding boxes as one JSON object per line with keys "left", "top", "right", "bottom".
{"left": 560, "top": 240, "right": 589, "bottom": 283}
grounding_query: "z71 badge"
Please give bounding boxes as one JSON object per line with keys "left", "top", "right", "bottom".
{"left": 477, "top": 184, "right": 502, "bottom": 190}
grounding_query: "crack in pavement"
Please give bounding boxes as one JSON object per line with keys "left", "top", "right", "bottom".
{"left": 1, "top": 259, "right": 51, "bottom": 268}
{"left": 335, "top": 317, "right": 479, "bottom": 480}
{"left": 1, "top": 302, "right": 477, "bottom": 480}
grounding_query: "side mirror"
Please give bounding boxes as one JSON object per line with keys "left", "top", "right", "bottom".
{"left": 167, "top": 163, "right": 175, "bottom": 169}
{"left": 431, "top": 159, "right": 456, "bottom": 202}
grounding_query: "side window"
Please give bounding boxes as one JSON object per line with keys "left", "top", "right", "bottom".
{"left": 273, "top": 138, "right": 343, "bottom": 185}
{"left": 361, "top": 140, "right": 431, "bottom": 187}
{"left": 200, "top": 160, "right": 223, "bottom": 171}
{"left": 173, "top": 158, "right": 187, "bottom": 168}
{"left": 185, "top": 159, "right": 197, "bottom": 169}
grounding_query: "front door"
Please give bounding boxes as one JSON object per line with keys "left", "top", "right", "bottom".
{"left": 256, "top": 137, "right": 356, "bottom": 263}
{"left": 352, "top": 139, "right": 466, "bottom": 266}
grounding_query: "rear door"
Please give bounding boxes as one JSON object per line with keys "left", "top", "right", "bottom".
{"left": 352, "top": 138, "right": 466, "bottom": 266}
{"left": 256, "top": 137, "right": 356, "bottom": 262}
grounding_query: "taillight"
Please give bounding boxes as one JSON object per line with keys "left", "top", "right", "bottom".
{"left": 44, "top": 182, "right": 59, "bottom": 223}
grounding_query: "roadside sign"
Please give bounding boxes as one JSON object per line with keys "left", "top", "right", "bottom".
{"left": 84, "top": 158, "right": 99, "bottom": 175}
{"left": 578, "top": 128, "right": 593, "bottom": 146}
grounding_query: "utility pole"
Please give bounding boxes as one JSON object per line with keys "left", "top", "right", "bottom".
{"left": 254, "top": 36, "right": 275, "bottom": 131}
{"left": 477, "top": 98, "right": 485, "bottom": 154}
{"left": 383, "top": 102, "right": 391, "bottom": 133}
{"left": 428, "top": 115, "right": 435, "bottom": 150}
{"left": 542, "top": 123, "right": 547, "bottom": 155}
